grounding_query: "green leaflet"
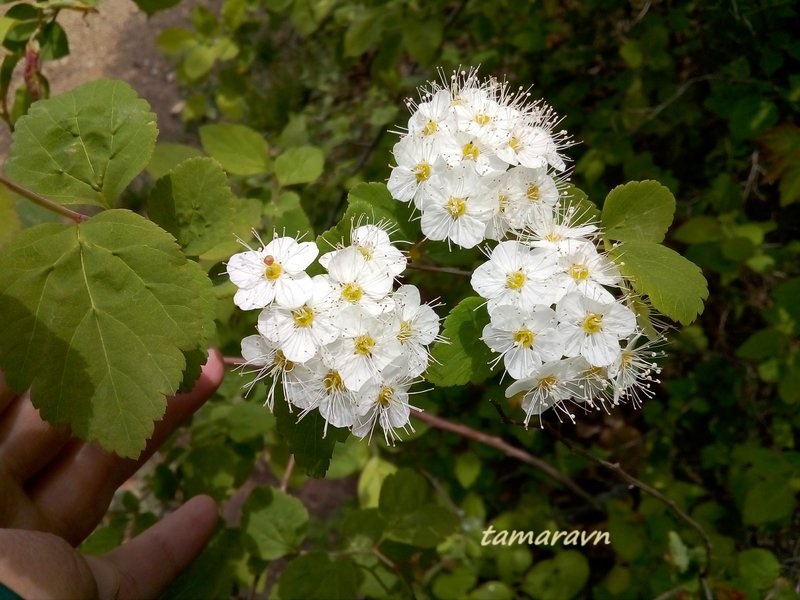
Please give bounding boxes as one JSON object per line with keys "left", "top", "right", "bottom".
{"left": 241, "top": 487, "right": 309, "bottom": 561}
{"left": 5, "top": 79, "right": 157, "bottom": 208}
{"left": 522, "top": 551, "right": 590, "bottom": 600}
{"left": 277, "top": 554, "right": 362, "bottom": 600}
{"left": 274, "top": 145, "right": 324, "bottom": 186}
{"left": 426, "top": 296, "right": 496, "bottom": 386}
{"left": 199, "top": 123, "right": 270, "bottom": 176}
{"left": 147, "top": 156, "right": 244, "bottom": 257}
{"left": 0, "top": 210, "right": 215, "bottom": 458}
{"left": 609, "top": 241, "right": 708, "bottom": 325}
{"left": 602, "top": 180, "right": 676, "bottom": 243}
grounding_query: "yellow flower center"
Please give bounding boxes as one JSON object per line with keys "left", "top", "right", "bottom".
{"left": 545, "top": 232, "right": 561, "bottom": 242}
{"left": 498, "top": 194, "right": 508, "bottom": 212}
{"left": 354, "top": 335, "right": 375, "bottom": 355}
{"left": 323, "top": 370, "right": 344, "bottom": 392}
{"left": 265, "top": 263, "right": 282, "bottom": 280}
{"left": 358, "top": 244, "right": 373, "bottom": 260}
{"left": 509, "top": 136, "right": 522, "bottom": 151}
{"left": 292, "top": 306, "right": 314, "bottom": 328}
{"left": 446, "top": 196, "right": 467, "bottom": 218}
{"left": 274, "top": 350, "right": 293, "bottom": 370}
{"left": 397, "top": 320, "right": 413, "bottom": 342}
{"left": 462, "top": 141, "right": 480, "bottom": 161}
{"left": 513, "top": 329, "right": 534, "bottom": 348}
{"left": 620, "top": 351, "right": 633, "bottom": 368}
{"left": 377, "top": 386, "right": 393, "bottom": 406}
{"left": 423, "top": 120, "right": 437, "bottom": 136}
{"left": 527, "top": 185, "right": 540, "bottom": 202}
{"left": 581, "top": 313, "right": 604, "bottom": 334}
{"left": 538, "top": 375, "right": 558, "bottom": 390}
{"left": 506, "top": 270, "right": 526, "bottom": 290}
{"left": 474, "top": 113, "right": 490, "bottom": 126}
{"left": 414, "top": 162, "right": 431, "bottom": 182}
{"left": 570, "top": 264, "right": 590, "bottom": 281}
{"left": 342, "top": 283, "right": 363, "bottom": 303}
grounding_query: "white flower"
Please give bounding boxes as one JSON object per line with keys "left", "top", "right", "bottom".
{"left": 389, "top": 284, "right": 441, "bottom": 377}
{"left": 387, "top": 135, "right": 442, "bottom": 208}
{"left": 503, "top": 166, "right": 560, "bottom": 230}
{"left": 320, "top": 223, "right": 407, "bottom": 278}
{"left": 257, "top": 275, "right": 339, "bottom": 363}
{"left": 547, "top": 240, "right": 621, "bottom": 304}
{"left": 439, "top": 131, "right": 506, "bottom": 176}
{"left": 482, "top": 305, "right": 563, "bottom": 379}
{"left": 563, "top": 357, "right": 612, "bottom": 408}
{"left": 526, "top": 210, "right": 598, "bottom": 254}
{"left": 287, "top": 358, "right": 358, "bottom": 434}
{"left": 239, "top": 333, "right": 299, "bottom": 411}
{"left": 227, "top": 236, "right": 318, "bottom": 310}
{"left": 329, "top": 306, "right": 403, "bottom": 392}
{"left": 494, "top": 124, "right": 555, "bottom": 169}
{"left": 471, "top": 240, "right": 560, "bottom": 311}
{"left": 407, "top": 89, "right": 457, "bottom": 150}
{"left": 420, "top": 166, "right": 494, "bottom": 249}
{"left": 505, "top": 358, "right": 582, "bottom": 425}
{"left": 352, "top": 369, "right": 415, "bottom": 444}
{"left": 608, "top": 335, "right": 664, "bottom": 407}
{"left": 556, "top": 293, "right": 637, "bottom": 367}
{"left": 325, "top": 246, "right": 394, "bottom": 316}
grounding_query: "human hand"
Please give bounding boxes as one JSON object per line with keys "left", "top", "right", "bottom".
{"left": 0, "top": 349, "right": 225, "bottom": 599}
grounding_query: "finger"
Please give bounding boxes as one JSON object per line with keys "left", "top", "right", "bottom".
{"left": 0, "top": 529, "right": 98, "bottom": 600}
{"left": 101, "top": 495, "right": 218, "bottom": 600}
{"left": 0, "top": 391, "right": 71, "bottom": 482}
{"left": 27, "top": 349, "right": 224, "bottom": 544}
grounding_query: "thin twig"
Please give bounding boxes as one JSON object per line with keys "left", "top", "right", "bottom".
{"left": 0, "top": 174, "right": 88, "bottom": 223}
{"left": 406, "top": 262, "right": 472, "bottom": 277}
{"left": 280, "top": 454, "right": 296, "bottom": 492}
{"left": 411, "top": 409, "right": 601, "bottom": 510}
{"left": 545, "top": 423, "right": 713, "bottom": 578}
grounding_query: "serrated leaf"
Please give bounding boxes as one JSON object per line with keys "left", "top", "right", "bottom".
{"left": 146, "top": 142, "right": 202, "bottom": 180}
{"left": 426, "top": 296, "right": 496, "bottom": 386}
{"left": 274, "top": 145, "right": 324, "bottom": 186}
{"left": 5, "top": 79, "right": 157, "bottom": 208}
{"left": 242, "top": 487, "right": 309, "bottom": 560}
{"left": 199, "top": 123, "right": 270, "bottom": 176}
{"left": 273, "top": 389, "right": 349, "bottom": 477}
{"left": 277, "top": 554, "right": 362, "bottom": 600}
{"left": 0, "top": 210, "right": 214, "bottom": 457}
{"left": 264, "top": 191, "right": 313, "bottom": 238}
{"left": 609, "top": 241, "right": 708, "bottom": 325}
{"left": 602, "top": 180, "right": 676, "bottom": 243}
{"left": 147, "top": 156, "right": 243, "bottom": 257}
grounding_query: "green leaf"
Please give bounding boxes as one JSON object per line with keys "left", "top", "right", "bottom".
{"left": 264, "top": 191, "right": 313, "bottom": 238}
{"left": 242, "top": 487, "right": 309, "bottom": 560}
{"left": 181, "top": 444, "right": 250, "bottom": 501}
{"left": 522, "top": 551, "right": 590, "bottom": 600}
{"left": 5, "top": 79, "right": 157, "bottom": 208}
{"left": 146, "top": 142, "right": 202, "bottom": 180}
{"left": 742, "top": 482, "right": 796, "bottom": 526}
{"left": 468, "top": 581, "right": 514, "bottom": 600}
{"left": 147, "top": 157, "right": 243, "bottom": 257}
{"left": 182, "top": 43, "right": 217, "bottom": 81}
{"left": 0, "top": 185, "right": 22, "bottom": 248}
{"left": 344, "top": 182, "right": 416, "bottom": 241}
{"left": 358, "top": 456, "right": 397, "bottom": 508}
{"left": 379, "top": 468, "right": 428, "bottom": 518}
{"left": 455, "top": 452, "right": 481, "bottom": 488}
{"left": 668, "top": 531, "right": 690, "bottom": 573}
{"left": 737, "top": 548, "right": 780, "bottom": 589}
{"left": 155, "top": 27, "right": 195, "bottom": 56}
{"left": 426, "top": 296, "right": 496, "bottom": 386}
{"left": 277, "top": 554, "right": 362, "bottom": 600}
{"left": 274, "top": 145, "right": 324, "bottom": 186}
{"left": 433, "top": 566, "right": 478, "bottom": 600}
{"left": 0, "top": 210, "right": 214, "bottom": 457}
{"left": 602, "top": 180, "right": 676, "bottom": 243}
{"left": 273, "top": 389, "right": 349, "bottom": 477}
{"left": 199, "top": 123, "right": 270, "bottom": 176}
{"left": 344, "top": 8, "right": 386, "bottom": 57}
{"left": 561, "top": 184, "right": 600, "bottom": 226}
{"left": 226, "top": 402, "right": 273, "bottom": 444}
{"left": 132, "top": 0, "right": 182, "bottom": 16}
{"left": 609, "top": 241, "right": 708, "bottom": 325}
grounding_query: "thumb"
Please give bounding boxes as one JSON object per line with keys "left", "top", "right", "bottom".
{"left": 0, "top": 530, "right": 98, "bottom": 599}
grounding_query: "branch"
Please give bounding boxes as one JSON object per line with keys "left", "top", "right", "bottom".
{"left": 0, "top": 174, "right": 88, "bottom": 223}
{"left": 280, "top": 454, "right": 296, "bottom": 492}
{"left": 544, "top": 423, "right": 713, "bottom": 578}
{"left": 411, "top": 409, "right": 601, "bottom": 511}
{"left": 406, "top": 262, "right": 472, "bottom": 277}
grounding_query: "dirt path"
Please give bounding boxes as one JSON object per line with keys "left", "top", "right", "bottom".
{"left": 0, "top": 0, "right": 204, "bottom": 156}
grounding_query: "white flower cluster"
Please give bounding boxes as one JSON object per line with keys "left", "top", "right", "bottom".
{"left": 389, "top": 68, "right": 663, "bottom": 425}
{"left": 388, "top": 67, "right": 571, "bottom": 248}
{"left": 226, "top": 224, "right": 442, "bottom": 443}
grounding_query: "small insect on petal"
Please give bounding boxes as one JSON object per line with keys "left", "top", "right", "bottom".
{"left": 263, "top": 255, "right": 275, "bottom": 266}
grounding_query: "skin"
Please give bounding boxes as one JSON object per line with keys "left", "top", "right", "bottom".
{"left": 0, "top": 349, "right": 225, "bottom": 599}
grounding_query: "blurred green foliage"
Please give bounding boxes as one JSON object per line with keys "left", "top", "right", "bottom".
{"left": 3, "top": 0, "right": 798, "bottom": 597}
